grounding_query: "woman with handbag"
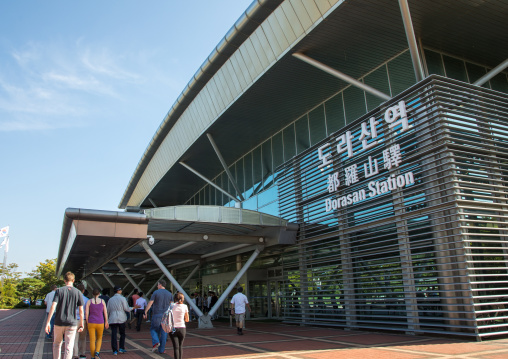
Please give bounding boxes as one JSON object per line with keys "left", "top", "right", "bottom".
{"left": 85, "top": 288, "right": 109, "bottom": 359}
{"left": 168, "top": 293, "right": 189, "bottom": 359}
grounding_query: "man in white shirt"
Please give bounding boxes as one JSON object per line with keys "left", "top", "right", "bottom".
{"left": 135, "top": 292, "right": 147, "bottom": 331}
{"left": 44, "top": 285, "right": 58, "bottom": 340}
{"left": 230, "top": 287, "right": 251, "bottom": 336}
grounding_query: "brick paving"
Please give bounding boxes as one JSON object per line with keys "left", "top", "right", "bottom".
{"left": 2, "top": 309, "right": 508, "bottom": 358}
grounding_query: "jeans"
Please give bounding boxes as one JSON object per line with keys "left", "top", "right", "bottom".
{"left": 169, "top": 327, "right": 186, "bottom": 359}
{"left": 53, "top": 325, "right": 77, "bottom": 359}
{"left": 149, "top": 314, "right": 167, "bottom": 353}
{"left": 47, "top": 313, "right": 56, "bottom": 338}
{"left": 110, "top": 323, "right": 126, "bottom": 352}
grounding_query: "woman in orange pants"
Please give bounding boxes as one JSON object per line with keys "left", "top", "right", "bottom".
{"left": 86, "top": 288, "right": 109, "bottom": 359}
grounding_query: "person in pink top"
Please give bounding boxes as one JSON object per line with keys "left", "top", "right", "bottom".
{"left": 168, "top": 293, "right": 189, "bottom": 359}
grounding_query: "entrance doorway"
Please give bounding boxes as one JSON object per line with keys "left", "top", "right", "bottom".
{"left": 248, "top": 279, "right": 283, "bottom": 319}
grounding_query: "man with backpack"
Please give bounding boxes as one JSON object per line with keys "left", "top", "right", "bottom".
{"left": 144, "top": 279, "right": 173, "bottom": 354}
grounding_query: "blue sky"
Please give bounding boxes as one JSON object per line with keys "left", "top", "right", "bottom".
{"left": 0, "top": 0, "right": 252, "bottom": 274}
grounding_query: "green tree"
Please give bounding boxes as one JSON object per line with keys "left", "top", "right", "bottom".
{"left": 0, "top": 263, "right": 22, "bottom": 308}
{"left": 28, "top": 259, "right": 64, "bottom": 297}
{"left": 17, "top": 277, "right": 45, "bottom": 301}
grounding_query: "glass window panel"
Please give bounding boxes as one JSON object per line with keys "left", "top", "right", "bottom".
{"left": 325, "top": 93, "right": 345, "bottom": 134}
{"left": 244, "top": 152, "right": 254, "bottom": 198}
{"left": 243, "top": 195, "right": 257, "bottom": 211}
{"left": 424, "top": 49, "right": 445, "bottom": 76}
{"left": 308, "top": 105, "right": 326, "bottom": 145}
{"left": 364, "top": 65, "right": 390, "bottom": 111}
{"left": 387, "top": 51, "right": 416, "bottom": 96}
{"left": 343, "top": 85, "right": 366, "bottom": 124}
{"left": 262, "top": 139, "right": 273, "bottom": 189}
{"left": 490, "top": 73, "right": 508, "bottom": 93}
{"left": 259, "top": 200, "right": 279, "bottom": 217}
{"left": 466, "top": 63, "right": 487, "bottom": 86}
{"left": 283, "top": 123, "right": 296, "bottom": 161}
{"left": 219, "top": 173, "right": 225, "bottom": 206}
{"left": 228, "top": 163, "right": 236, "bottom": 197}
{"left": 236, "top": 158, "right": 245, "bottom": 195}
{"left": 252, "top": 146, "right": 263, "bottom": 193}
{"left": 258, "top": 186, "right": 278, "bottom": 208}
{"left": 443, "top": 55, "right": 467, "bottom": 82}
{"left": 272, "top": 132, "right": 284, "bottom": 170}
{"left": 295, "top": 114, "right": 310, "bottom": 154}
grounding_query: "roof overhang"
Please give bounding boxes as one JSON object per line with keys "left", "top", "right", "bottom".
{"left": 57, "top": 206, "right": 298, "bottom": 280}
{"left": 120, "top": 0, "right": 508, "bottom": 209}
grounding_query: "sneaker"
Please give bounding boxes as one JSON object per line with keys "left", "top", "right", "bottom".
{"left": 113, "top": 352, "right": 118, "bottom": 356}
{"left": 80, "top": 356, "right": 87, "bottom": 359}
{"left": 146, "top": 319, "right": 150, "bottom": 322}
{"left": 118, "top": 349, "right": 127, "bottom": 354}
{"left": 95, "top": 352, "right": 100, "bottom": 359}
{"left": 151, "top": 343, "right": 160, "bottom": 352}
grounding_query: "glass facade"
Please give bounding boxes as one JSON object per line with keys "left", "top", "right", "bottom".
{"left": 185, "top": 48, "right": 508, "bottom": 217}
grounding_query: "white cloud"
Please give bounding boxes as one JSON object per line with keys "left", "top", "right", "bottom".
{"left": 0, "top": 40, "right": 143, "bottom": 132}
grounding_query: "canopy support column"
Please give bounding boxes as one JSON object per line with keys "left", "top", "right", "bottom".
{"left": 91, "top": 276, "right": 103, "bottom": 290}
{"left": 180, "top": 264, "right": 200, "bottom": 289}
{"left": 207, "top": 133, "right": 245, "bottom": 201}
{"left": 141, "top": 240, "right": 205, "bottom": 326}
{"left": 114, "top": 259, "right": 141, "bottom": 292}
{"left": 474, "top": 58, "right": 508, "bottom": 86}
{"left": 208, "top": 246, "right": 264, "bottom": 322}
{"left": 101, "top": 269, "right": 115, "bottom": 288}
{"left": 127, "top": 277, "right": 146, "bottom": 297}
{"left": 293, "top": 53, "right": 391, "bottom": 101}
{"left": 398, "top": 0, "right": 425, "bottom": 82}
{"left": 146, "top": 274, "right": 166, "bottom": 297}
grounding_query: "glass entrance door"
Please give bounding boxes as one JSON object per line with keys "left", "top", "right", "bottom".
{"left": 268, "top": 280, "right": 283, "bottom": 318}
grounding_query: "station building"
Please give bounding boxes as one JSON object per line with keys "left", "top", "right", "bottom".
{"left": 57, "top": 0, "right": 508, "bottom": 339}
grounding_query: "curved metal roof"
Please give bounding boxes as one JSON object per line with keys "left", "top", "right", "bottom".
{"left": 120, "top": 0, "right": 508, "bottom": 209}
{"left": 119, "top": 0, "right": 285, "bottom": 209}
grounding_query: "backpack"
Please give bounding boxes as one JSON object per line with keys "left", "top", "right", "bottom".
{"left": 161, "top": 303, "right": 176, "bottom": 333}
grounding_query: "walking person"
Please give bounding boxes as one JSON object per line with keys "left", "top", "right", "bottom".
{"left": 107, "top": 286, "right": 137, "bottom": 355}
{"left": 44, "top": 284, "right": 58, "bottom": 340}
{"left": 135, "top": 292, "right": 147, "bottom": 331}
{"left": 143, "top": 279, "right": 173, "bottom": 354}
{"left": 230, "top": 287, "right": 251, "bottom": 335}
{"left": 86, "top": 288, "right": 109, "bottom": 359}
{"left": 74, "top": 284, "right": 89, "bottom": 359}
{"left": 168, "top": 293, "right": 189, "bottom": 359}
{"left": 45, "top": 271, "right": 85, "bottom": 359}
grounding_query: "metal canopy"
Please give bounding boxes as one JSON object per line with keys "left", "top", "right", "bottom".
{"left": 58, "top": 206, "right": 297, "bottom": 279}
{"left": 133, "top": 0, "right": 508, "bottom": 208}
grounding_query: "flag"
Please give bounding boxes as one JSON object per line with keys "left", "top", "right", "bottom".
{"left": 0, "top": 226, "right": 8, "bottom": 238}
{"left": 0, "top": 236, "right": 7, "bottom": 252}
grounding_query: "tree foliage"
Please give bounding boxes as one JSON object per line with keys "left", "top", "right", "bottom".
{"left": 18, "top": 277, "right": 45, "bottom": 301}
{"left": 0, "top": 263, "right": 22, "bottom": 308}
{"left": 28, "top": 258, "right": 64, "bottom": 298}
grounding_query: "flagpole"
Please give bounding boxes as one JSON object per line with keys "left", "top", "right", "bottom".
{"left": 1, "top": 235, "right": 8, "bottom": 287}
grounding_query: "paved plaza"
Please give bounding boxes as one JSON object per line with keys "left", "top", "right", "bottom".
{"left": 2, "top": 309, "right": 508, "bottom": 359}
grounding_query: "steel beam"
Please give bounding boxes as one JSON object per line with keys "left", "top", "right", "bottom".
{"left": 180, "top": 264, "right": 200, "bottom": 289}
{"left": 209, "top": 246, "right": 264, "bottom": 318}
{"left": 293, "top": 53, "right": 391, "bottom": 101}
{"left": 179, "top": 161, "right": 240, "bottom": 204}
{"left": 91, "top": 276, "right": 103, "bottom": 290}
{"left": 100, "top": 269, "right": 115, "bottom": 287}
{"left": 207, "top": 133, "right": 245, "bottom": 201}
{"left": 474, "top": 59, "right": 508, "bottom": 86}
{"left": 141, "top": 240, "right": 204, "bottom": 320}
{"left": 127, "top": 277, "right": 146, "bottom": 297}
{"left": 147, "top": 231, "right": 265, "bottom": 244}
{"left": 146, "top": 274, "right": 166, "bottom": 297}
{"left": 134, "top": 241, "right": 195, "bottom": 267}
{"left": 148, "top": 198, "right": 158, "bottom": 208}
{"left": 114, "top": 259, "right": 141, "bottom": 291}
{"left": 398, "top": 0, "right": 425, "bottom": 82}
